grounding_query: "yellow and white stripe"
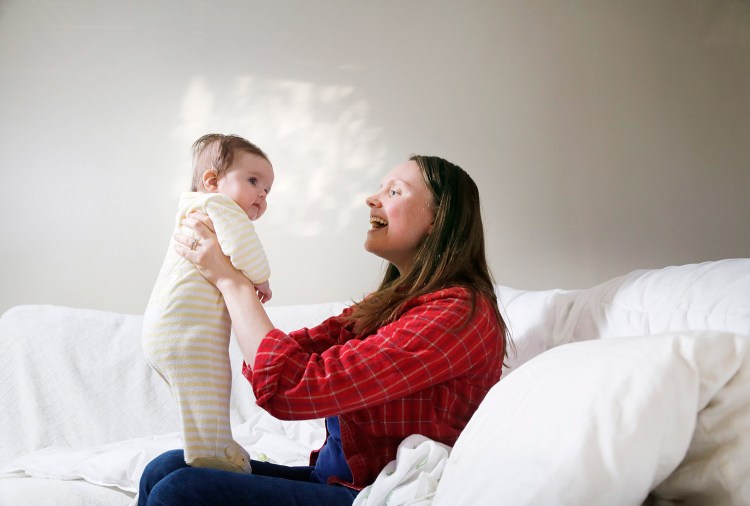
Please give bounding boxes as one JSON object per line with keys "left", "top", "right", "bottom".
{"left": 142, "top": 192, "right": 269, "bottom": 473}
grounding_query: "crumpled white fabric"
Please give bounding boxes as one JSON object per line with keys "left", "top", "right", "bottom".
{"left": 0, "top": 416, "right": 324, "bottom": 493}
{"left": 354, "top": 434, "right": 451, "bottom": 506}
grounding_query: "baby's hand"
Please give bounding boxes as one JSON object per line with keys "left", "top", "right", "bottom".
{"left": 255, "top": 280, "right": 272, "bottom": 303}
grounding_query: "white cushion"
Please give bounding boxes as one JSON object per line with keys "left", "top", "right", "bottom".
{"left": 565, "top": 258, "right": 750, "bottom": 341}
{"left": 0, "top": 476, "right": 133, "bottom": 506}
{"left": 496, "top": 286, "right": 580, "bottom": 374}
{"left": 497, "top": 259, "right": 750, "bottom": 375}
{"left": 433, "top": 331, "right": 750, "bottom": 506}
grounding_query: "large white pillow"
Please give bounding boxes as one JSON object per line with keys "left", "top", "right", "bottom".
{"left": 497, "top": 259, "right": 750, "bottom": 376}
{"left": 564, "top": 259, "right": 750, "bottom": 342}
{"left": 433, "top": 331, "right": 750, "bottom": 506}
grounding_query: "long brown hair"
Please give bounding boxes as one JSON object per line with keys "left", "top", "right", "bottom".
{"left": 347, "top": 155, "right": 509, "bottom": 360}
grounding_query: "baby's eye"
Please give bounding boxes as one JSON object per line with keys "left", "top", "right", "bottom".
{"left": 389, "top": 188, "right": 400, "bottom": 197}
{"left": 248, "top": 177, "right": 258, "bottom": 185}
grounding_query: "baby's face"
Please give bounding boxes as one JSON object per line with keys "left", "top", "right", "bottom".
{"left": 216, "top": 151, "right": 274, "bottom": 220}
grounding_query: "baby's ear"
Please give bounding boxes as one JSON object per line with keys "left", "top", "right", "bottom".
{"left": 202, "top": 170, "right": 220, "bottom": 192}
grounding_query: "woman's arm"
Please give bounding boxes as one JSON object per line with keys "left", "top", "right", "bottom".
{"left": 175, "top": 213, "right": 274, "bottom": 366}
{"left": 251, "top": 288, "right": 504, "bottom": 420}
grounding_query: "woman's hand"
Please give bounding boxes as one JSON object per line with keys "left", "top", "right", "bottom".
{"left": 175, "top": 212, "right": 275, "bottom": 366}
{"left": 174, "top": 212, "right": 241, "bottom": 287}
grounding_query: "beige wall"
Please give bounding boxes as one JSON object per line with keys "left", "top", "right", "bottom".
{"left": 1, "top": 1, "right": 748, "bottom": 315}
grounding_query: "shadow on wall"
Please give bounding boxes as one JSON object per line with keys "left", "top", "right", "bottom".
{"left": 169, "top": 74, "right": 386, "bottom": 238}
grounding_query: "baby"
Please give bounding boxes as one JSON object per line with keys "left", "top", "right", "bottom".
{"left": 142, "top": 134, "right": 273, "bottom": 473}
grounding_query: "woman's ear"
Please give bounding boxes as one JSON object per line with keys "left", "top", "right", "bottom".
{"left": 202, "top": 170, "right": 219, "bottom": 192}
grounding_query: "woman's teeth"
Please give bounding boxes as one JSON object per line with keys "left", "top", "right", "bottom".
{"left": 370, "top": 217, "right": 388, "bottom": 229}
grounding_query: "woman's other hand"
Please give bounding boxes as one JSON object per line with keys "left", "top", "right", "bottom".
{"left": 174, "top": 212, "right": 240, "bottom": 287}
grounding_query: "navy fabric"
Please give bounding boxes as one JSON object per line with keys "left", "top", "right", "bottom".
{"left": 311, "top": 416, "right": 353, "bottom": 484}
{"left": 138, "top": 449, "right": 358, "bottom": 506}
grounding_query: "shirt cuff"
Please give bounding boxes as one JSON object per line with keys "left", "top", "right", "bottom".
{"left": 251, "top": 328, "right": 304, "bottom": 407}
{"left": 241, "top": 328, "right": 289, "bottom": 386}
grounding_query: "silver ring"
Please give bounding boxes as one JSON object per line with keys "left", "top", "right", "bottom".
{"left": 190, "top": 238, "right": 199, "bottom": 250}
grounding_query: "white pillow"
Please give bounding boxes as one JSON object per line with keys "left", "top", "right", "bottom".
{"left": 650, "top": 335, "right": 750, "bottom": 502}
{"left": 496, "top": 286, "right": 580, "bottom": 374}
{"left": 564, "top": 259, "right": 750, "bottom": 342}
{"left": 433, "top": 331, "right": 750, "bottom": 506}
{"left": 497, "top": 259, "right": 750, "bottom": 376}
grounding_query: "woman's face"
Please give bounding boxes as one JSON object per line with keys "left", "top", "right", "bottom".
{"left": 365, "top": 160, "right": 436, "bottom": 272}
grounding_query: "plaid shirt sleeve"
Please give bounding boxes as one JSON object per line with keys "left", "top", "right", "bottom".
{"left": 244, "top": 287, "right": 496, "bottom": 420}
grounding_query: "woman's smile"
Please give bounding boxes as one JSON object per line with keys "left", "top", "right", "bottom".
{"left": 369, "top": 216, "right": 388, "bottom": 230}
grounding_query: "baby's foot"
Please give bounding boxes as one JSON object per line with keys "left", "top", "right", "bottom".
{"left": 224, "top": 442, "right": 253, "bottom": 473}
{"left": 188, "top": 443, "right": 252, "bottom": 474}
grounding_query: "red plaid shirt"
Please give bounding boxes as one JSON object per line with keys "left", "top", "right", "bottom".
{"left": 242, "top": 286, "right": 504, "bottom": 489}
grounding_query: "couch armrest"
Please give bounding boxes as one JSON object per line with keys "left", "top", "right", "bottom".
{"left": 0, "top": 305, "right": 177, "bottom": 467}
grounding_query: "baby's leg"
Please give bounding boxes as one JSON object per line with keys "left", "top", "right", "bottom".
{"left": 175, "top": 319, "right": 252, "bottom": 473}
{"left": 142, "top": 305, "right": 251, "bottom": 473}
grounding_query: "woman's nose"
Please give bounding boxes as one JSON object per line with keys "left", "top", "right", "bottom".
{"left": 366, "top": 195, "right": 380, "bottom": 208}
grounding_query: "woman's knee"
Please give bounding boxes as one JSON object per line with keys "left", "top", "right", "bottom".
{"left": 147, "top": 468, "right": 200, "bottom": 505}
{"left": 139, "top": 450, "right": 187, "bottom": 500}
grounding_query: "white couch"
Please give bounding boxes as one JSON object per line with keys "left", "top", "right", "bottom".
{"left": 1, "top": 259, "right": 749, "bottom": 505}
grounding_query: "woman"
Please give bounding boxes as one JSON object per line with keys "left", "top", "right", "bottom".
{"left": 138, "top": 155, "right": 508, "bottom": 505}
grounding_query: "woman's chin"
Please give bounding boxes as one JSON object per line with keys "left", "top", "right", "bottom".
{"left": 364, "top": 237, "right": 380, "bottom": 256}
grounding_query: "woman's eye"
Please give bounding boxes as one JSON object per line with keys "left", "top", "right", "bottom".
{"left": 389, "top": 189, "right": 399, "bottom": 197}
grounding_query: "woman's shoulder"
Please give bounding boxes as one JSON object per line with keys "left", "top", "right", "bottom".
{"left": 405, "top": 285, "right": 494, "bottom": 313}
{"left": 408, "top": 286, "right": 500, "bottom": 324}
{"left": 411, "top": 285, "right": 478, "bottom": 303}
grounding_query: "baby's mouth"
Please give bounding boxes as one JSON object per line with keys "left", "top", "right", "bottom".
{"left": 370, "top": 216, "right": 388, "bottom": 229}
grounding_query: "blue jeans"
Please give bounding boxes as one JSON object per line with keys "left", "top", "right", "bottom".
{"left": 139, "top": 449, "right": 359, "bottom": 506}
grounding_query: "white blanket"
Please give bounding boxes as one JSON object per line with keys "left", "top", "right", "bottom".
{"left": 0, "top": 303, "right": 337, "bottom": 494}
{"left": 353, "top": 435, "right": 451, "bottom": 506}
{"left": 1, "top": 415, "right": 324, "bottom": 493}
{"left": 0, "top": 305, "right": 177, "bottom": 469}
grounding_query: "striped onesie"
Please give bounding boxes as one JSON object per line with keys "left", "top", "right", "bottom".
{"left": 142, "top": 191, "right": 269, "bottom": 473}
